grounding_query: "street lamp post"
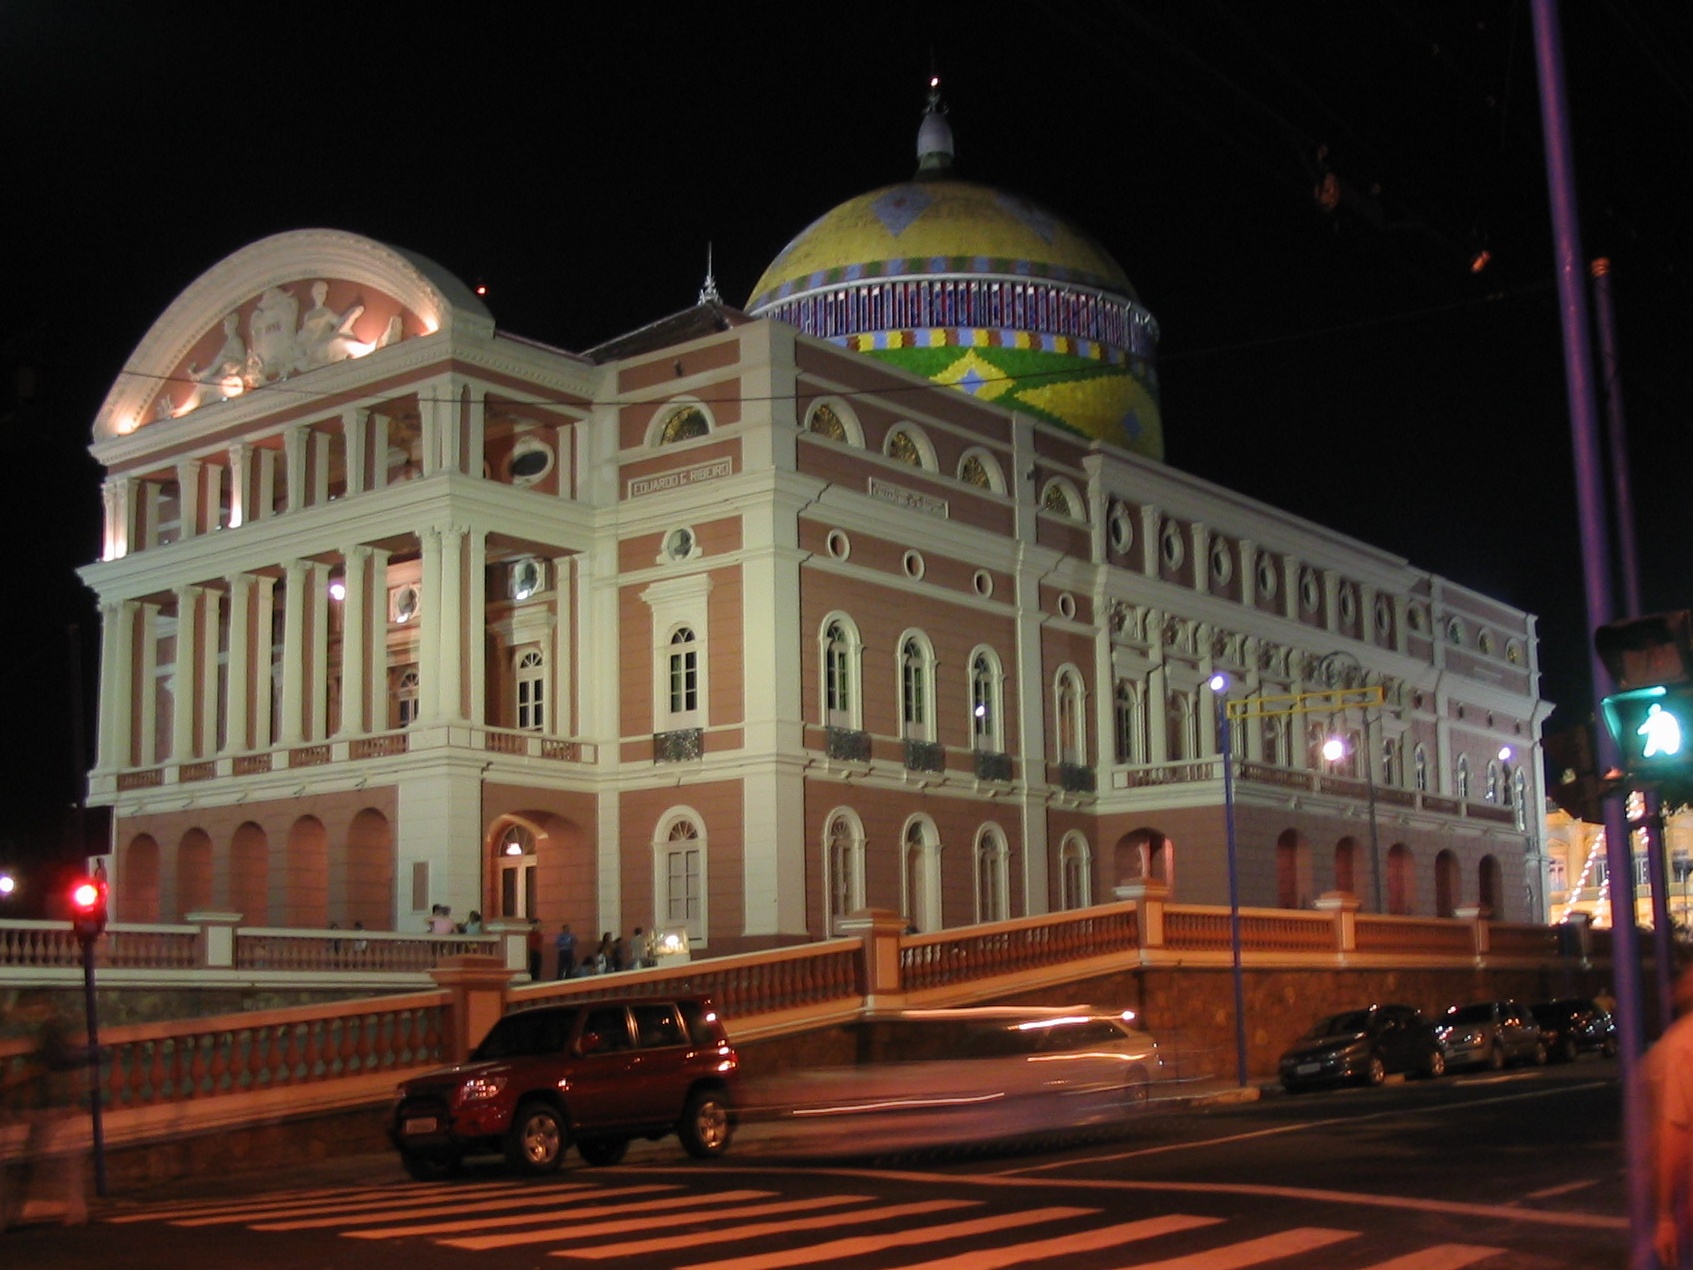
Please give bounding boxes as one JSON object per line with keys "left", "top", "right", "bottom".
{"left": 1209, "top": 672, "right": 1249, "bottom": 1088}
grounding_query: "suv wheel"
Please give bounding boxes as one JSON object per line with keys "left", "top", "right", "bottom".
{"left": 1559, "top": 1035, "right": 1579, "bottom": 1063}
{"left": 1487, "top": 1042, "right": 1505, "bottom": 1071}
{"left": 1365, "top": 1054, "right": 1387, "bottom": 1086}
{"left": 578, "top": 1137, "right": 629, "bottom": 1167}
{"left": 506, "top": 1100, "right": 568, "bottom": 1175}
{"left": 1422, "top": 1047, "right": 1446, "bottom": 1079}
{"left": 678, "top": 1089, "right": 733, "bottom": 1159}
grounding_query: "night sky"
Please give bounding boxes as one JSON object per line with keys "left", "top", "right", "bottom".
{"left": 3, "top": 2, "right": 1689, "bottom": 873}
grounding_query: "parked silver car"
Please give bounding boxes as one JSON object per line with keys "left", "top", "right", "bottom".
{"left": 1435, "top": 999, "right": 1545, "bottom": 1070}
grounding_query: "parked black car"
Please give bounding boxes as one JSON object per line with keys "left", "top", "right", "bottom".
{"left": 1278, "top": 1003, "right": 1446, "bottom": 1092}
{"left": 1530, "top": 998, "right": 1619, "bottom": 1062}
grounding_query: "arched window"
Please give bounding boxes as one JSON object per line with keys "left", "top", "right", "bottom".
{"left": 1055, "top": 667, "right": 1086, "bottom": 766}
{"left": 656, "top": 813, "right": 706, "bottom": 942}
{"left": 975, "top": 826, "right": 1009, "bottom": 923}
{"left": 970, "top": 649, "right": 1003, "bottom": 752}
{"left": 658, "top": 406, "right": 709, "bottom": 445}
{"left": 393, "top": 666, "right": 420, "bottom": 728}
{"left": 1166, "top": 691, "right": 1193, "bottom": 761}
{"left": 1113, "top": 681, "right": 1141, "bottom": 764}
{"left": 1414, "top": 744, "right": 1430, "bottom": 792}
{"left": 496, "top": 822, "right": 538, "bottom": 920}
{"left": 821, "top": 616, "right": 860, "bottom": 728}
{"left": 899, "top": 633, "right": 936, "bottom": 742}
{"left": 1381, "top": 737, "right": 1399, "bottom": 787}
{"left": 1547, "top": 850, "right": 1568, "bottom": 893}
{"left": 515, "top": 647, "right": 545, "bottom": 731}
{"left": 668, "top": 626, "right": 699, "bottom": 718}
{"left": 885, "top": 425, "right": 934, "bottom": 469}
{"left": 807, "top": 403, "right": 847, "bottom": 442}
{"left": 1041, "top": 478, "right": 1083, "bottom": 518}
{"left": 1513, "top": 769, "right": 1528, "bottom": 830}
{"left": 1486, "top": 760, "right": 1502, "bottom": 803}
{"left": 1059, "top": 832, "right": 1092, "bottom": 910}
{"left": 957, "top": 449, "right": 1004, "bottom": 492}
{"left": 824, "top": 810, "right": 865, "bottom": 933}
{"left": 1455, "top": 755, "right": 1471, "bottom": 801}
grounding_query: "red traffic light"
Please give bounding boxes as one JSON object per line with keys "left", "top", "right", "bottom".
{"left": 69, "top": 877, "right": 108, "bottom": 940}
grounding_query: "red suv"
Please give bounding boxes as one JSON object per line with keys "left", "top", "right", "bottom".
{"left": 389, "top": 995, "right": 739, "bottom": 1179}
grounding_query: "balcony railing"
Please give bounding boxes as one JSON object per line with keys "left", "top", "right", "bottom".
{"left": 654, "top": 728, "right": 704, "bottom": 763}
{"left": 974, "top": 750, "right": 1013, "bottom": 783}
{"left": 1058, "top": 762, "right": 1097, "bottom": 794}
{"left": 825, "top": 727, "right": 871, "bottom": 762}
{"left": 904, "top": 739, "right": 946, "bottom": 773}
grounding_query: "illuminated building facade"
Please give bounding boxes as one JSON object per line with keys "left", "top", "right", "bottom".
{"left": 79, "top": 106, "right": 1550, "bottom": 950}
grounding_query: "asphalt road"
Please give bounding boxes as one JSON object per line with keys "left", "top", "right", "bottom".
{"left": 3, "top": 1058, "right": 1624, "bottom": 1268}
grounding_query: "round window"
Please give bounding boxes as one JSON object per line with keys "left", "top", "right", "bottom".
{"left": 973, "top": 569, "right": 993, "bottom": 597}
{"left": 508, "top": 438, "right": 554, "bottom": 486}
{"left": 826, "top": 530, "right": 850, "bottom": 560}
{"left": 903, "top": 550, "right": 926, "bottom": 580}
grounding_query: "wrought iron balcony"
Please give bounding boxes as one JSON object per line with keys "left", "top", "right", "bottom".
{"left": 825, "top": 727, "right": 872, "bottom": 762}
{"left": 653, "top": 728, "right": 704, "bottom": 763}
{"left": 1058, "top": 762, "right": 1097, "bottom": 794}
{"left": 904, "top": 739, "right": 946, "bottom": 773}
{"left": 974, "top": 750, "right": 1014, "bottom": 783}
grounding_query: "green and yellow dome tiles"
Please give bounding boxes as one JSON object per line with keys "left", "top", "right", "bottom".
{"left": 746, "top": 92, "right": 1163, "bottom": 460}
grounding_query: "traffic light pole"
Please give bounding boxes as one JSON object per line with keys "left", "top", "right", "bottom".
{"left": 78, "top": 933, "right": 108, "bottom": 1198}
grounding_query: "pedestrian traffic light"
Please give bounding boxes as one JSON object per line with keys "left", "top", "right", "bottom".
{"left": 69, "top": 877, "right": 108, "bottom": 942}
{"left": 1602, "top": 684, "right": 1693, "bottom": 782}
{"left": 1595, "top": 610, "right": 1693, "bottom": 691}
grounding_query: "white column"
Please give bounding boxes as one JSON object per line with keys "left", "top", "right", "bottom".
{"left": 284, "top": 425, "right": 308, "bottom": 513}
{"left": 368, "top": 549, "right": 390, "bottom": 729}
{"left": 466, "top": 528, "right": 486, "bottom": 725}
{"left": 338, "top": 547, "right": 371, "bottom": 736}
{"left": 252, "top": 576, "right": 276, "bottom": 748}
{"left": 343, "top": 408, "right": 368, "bottom": 496}
{"left": 171, "top": 586, "right": 200, "bottom": 760}
{"left": 228, "top": 443, "right": 250, "bottom": 529}
{"left": 137, "top": 603, "right": 159, "bottom": 766}
{"left": 438, "top": 526, "right": 466, "bottom": 722}
{"left": 203, "top": 462, "right": 224, "bottom": 532}
{"left": 420, "top": 529, "right": 444, "bottom": 721}
{"left": 280, "top": 561, "right": 307, "bottom": 745}
{"left": 96, "top": 600, "right": 134, "bottom": 770}
{"left": 199, "top": 585, "right": 222, "bottom": 754}
{"left": 550, "top": 554, "right": 570, "bottom": 735}
{"left": 225, "top": 574, "right": 253, "bottom": 753}
{"left": 419, "top": 375, "right": 459, "bottom": 475}
{"left": 255, "top": 447, "right": 277, "bottom": 521}
{"left": 310, "top": 430, "right": 330, "bottom": 506}
{"left": 176, "top": 459, "right": 202, "bottom": 540}
{"left": 307, "top": 560, "right": 329, "bottom": 739}
{"left": 465, "top": 389, "right": 487, "bottom": 479}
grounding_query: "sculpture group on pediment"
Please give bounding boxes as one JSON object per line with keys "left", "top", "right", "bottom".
{"left": 162, "top": 280, "right": 402, "bottom": 420}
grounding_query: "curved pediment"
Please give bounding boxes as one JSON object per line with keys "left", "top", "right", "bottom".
{"left": 94, "top": 228, "right": 494, "bottom": 442}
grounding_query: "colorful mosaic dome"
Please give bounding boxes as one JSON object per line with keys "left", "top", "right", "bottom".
{"left": 746, "top": 91, "right": 1163, "bottom": 459}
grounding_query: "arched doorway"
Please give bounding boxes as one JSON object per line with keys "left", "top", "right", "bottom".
{"left": 902, "top": 816, "right": 942, "bottom": 932}
{"left": 1478, "top": 854, "right": 1503, "bottom": 917}
{"left": 1113, "top": 828, "right": 1174, "bottom": 893}
{"left": 230, "top": 822, "right": 268, "bottom": 924}
{"left": 287, "top": 816, "right": 329, "bottom": 927}
{"left": 345, "top": 809, "right": 393, "bottom": 930}
{"left": 120, "top": 834, "right": 161, "bottom": 923}
{"left": 1387, "top": 842, "right": 1414, "bottom": 914}
{"left": 177, "top": 829, "right": 214, "bottom": 918}
{"left": 485, "top": 812, "right": 592, "bottom": 940}
{"left": 1334, "top": 837, "right": 1358, "bottom": 896}
{"left": 1435, "top": 849, "right": 1460, "bottom": 917}
{"left": 1276, "top": 829, "right": 1312, "bottom": 908}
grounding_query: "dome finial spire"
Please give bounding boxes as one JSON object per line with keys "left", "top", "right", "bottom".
{"left": 698, "top": 241, "right": 721, "bottom": 306}
{"left": 916, "top": 73, "right": 954, "bottom": 176}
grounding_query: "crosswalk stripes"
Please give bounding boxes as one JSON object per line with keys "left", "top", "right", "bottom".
{"left": 100, "top": 1178, "right": 1507, "bottom": 1268}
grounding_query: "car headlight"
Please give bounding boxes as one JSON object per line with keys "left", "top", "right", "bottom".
{"left": 455, "top": 1076, "right": 506, "bottom": 1105}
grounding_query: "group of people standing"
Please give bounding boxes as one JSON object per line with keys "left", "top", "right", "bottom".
{"left": 526, "top": 922, "right": 657, "bottom": 980}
